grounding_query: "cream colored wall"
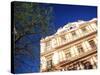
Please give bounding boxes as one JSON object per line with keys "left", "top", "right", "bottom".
{"left": 40, "top": 19, "right": 97, "bottom": 71}
{"left": 41, "top": 20, "right": 97, "bottom": 54}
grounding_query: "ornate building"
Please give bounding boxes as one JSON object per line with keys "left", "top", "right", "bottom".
{"left": 40, "top": 18, "right": 97, "bottom": 72}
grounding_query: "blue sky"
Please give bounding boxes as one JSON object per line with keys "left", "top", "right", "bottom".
{"left": 52, "top": 4, "right": 97, "bottom": 31}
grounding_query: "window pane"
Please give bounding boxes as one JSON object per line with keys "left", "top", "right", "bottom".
{"left": 88, "top": 40, "right": 96, "bottom": 49}
{"left": 46, "top": 41, "right": 51, "bottom": 50}
{"left": 61, "top": 35, "right": 66, "bottom": 44}
{"left": 47, "top": 60, "right": 52, "bottom": 70}
{"left": 84, "top": 61, "right": 93, "bottom": 69}
{"left": 81, "top": 27, "right": 87, "bottom": 33}
{"left": 77, "top": 44, "right": 84, "bottom": 53}
{"left": 71, "top": 31, "right": 77, "bottom": 37}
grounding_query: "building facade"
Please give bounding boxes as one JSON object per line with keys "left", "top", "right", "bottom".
{"left": 40, "top": 18, "right": 97, "bottom": 72}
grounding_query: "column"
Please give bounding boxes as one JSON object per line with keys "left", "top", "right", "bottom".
{"left": 52, "top": 52, "right": 59, "bottom": 65}
{"left": 70, "top": 47, "right": 76, "bottom": 57}
{"left": 68, "top": 33, "right": 73, "bottom": 41}
{"left": 85, "top": 41, "right": 92, "bottom": 51}
{"left": 41, "top": 57, "right": 47, "bottom": 70}
{"left": 41, "top": 42, "right": 46, "bottom": 53}
{"left": 65, "top": 34, "right": 69, "bottom": 42}
{"left": 76, "top": 29, "right": 81, "bottom": 38}
{"left": 86, "top": 25, "right": 94, "bottom": 33}
{"left": 51, "top": 38, "right": 57, "bottom": 48}
{"left": 78, "top": 29, "right": 83, "bottom": 37}
{"left": 59, "top": 51, "right": 66, "bottom": 62}
{"left": 82, "top": 41, "right": 88, "bottom": 52}
{"left": 82, "top": 41, "right": 91, "bottom": 52}
{"left": 56, "top": 37, "right": 60, "bottom": 46}
{"left": 90, "top": 23, "right": 97, "bottom": 31}
{"left": 93, "top": 37, "right": 97, "bottom": 45}
{"left": 90, "top": 56, "right": 97, "bottom": 69}
{"left": 73, "top": 46, "right": 79, "bottom": 55}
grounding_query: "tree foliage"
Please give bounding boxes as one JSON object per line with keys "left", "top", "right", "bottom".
{"left": 14, "top": 2, "right": 55, "bottom": 42}
{"left": 13, "top": 2, "right": 55, "bottom": 73}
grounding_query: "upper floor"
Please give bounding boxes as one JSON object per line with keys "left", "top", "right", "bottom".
{"left": 40, "top": 18, "right": 97, "bottom": 54}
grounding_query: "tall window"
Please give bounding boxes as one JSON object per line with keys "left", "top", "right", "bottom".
{"left": 47, "top": 60, "right": 52, "bottom": 71}
{"left": 71, "top": 31, "right": 77, "bottom": 37}
{"left": 65, "top": 52, "right": 71, "bottom": 60}
{"left": 84, "top": 61, "right": 93, "bottom": 69}
{"left": 77, "top": 44, "right": 84, "bottom": 53}
{"left": 61, "top": 35, "right": 66, "bottom": 44}
{"left": 88, "top": 40, "right": 96, "bottom": 49}
{"left": 51, "top": 38, "right": 57, "bottom": 48}
{"left": 46, "top": 41, "right": 51, "bottom": 50}
{"left": 81, "top": 27, "right": 87, "bottom": 34}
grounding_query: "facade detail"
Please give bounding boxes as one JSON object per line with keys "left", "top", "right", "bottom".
{"left": 40, "top": 18, "right": 97, "bottom": 72}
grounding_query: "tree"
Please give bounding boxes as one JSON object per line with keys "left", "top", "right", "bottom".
{"left": 12, "top": 2, "right": 55, "bottom": 73}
